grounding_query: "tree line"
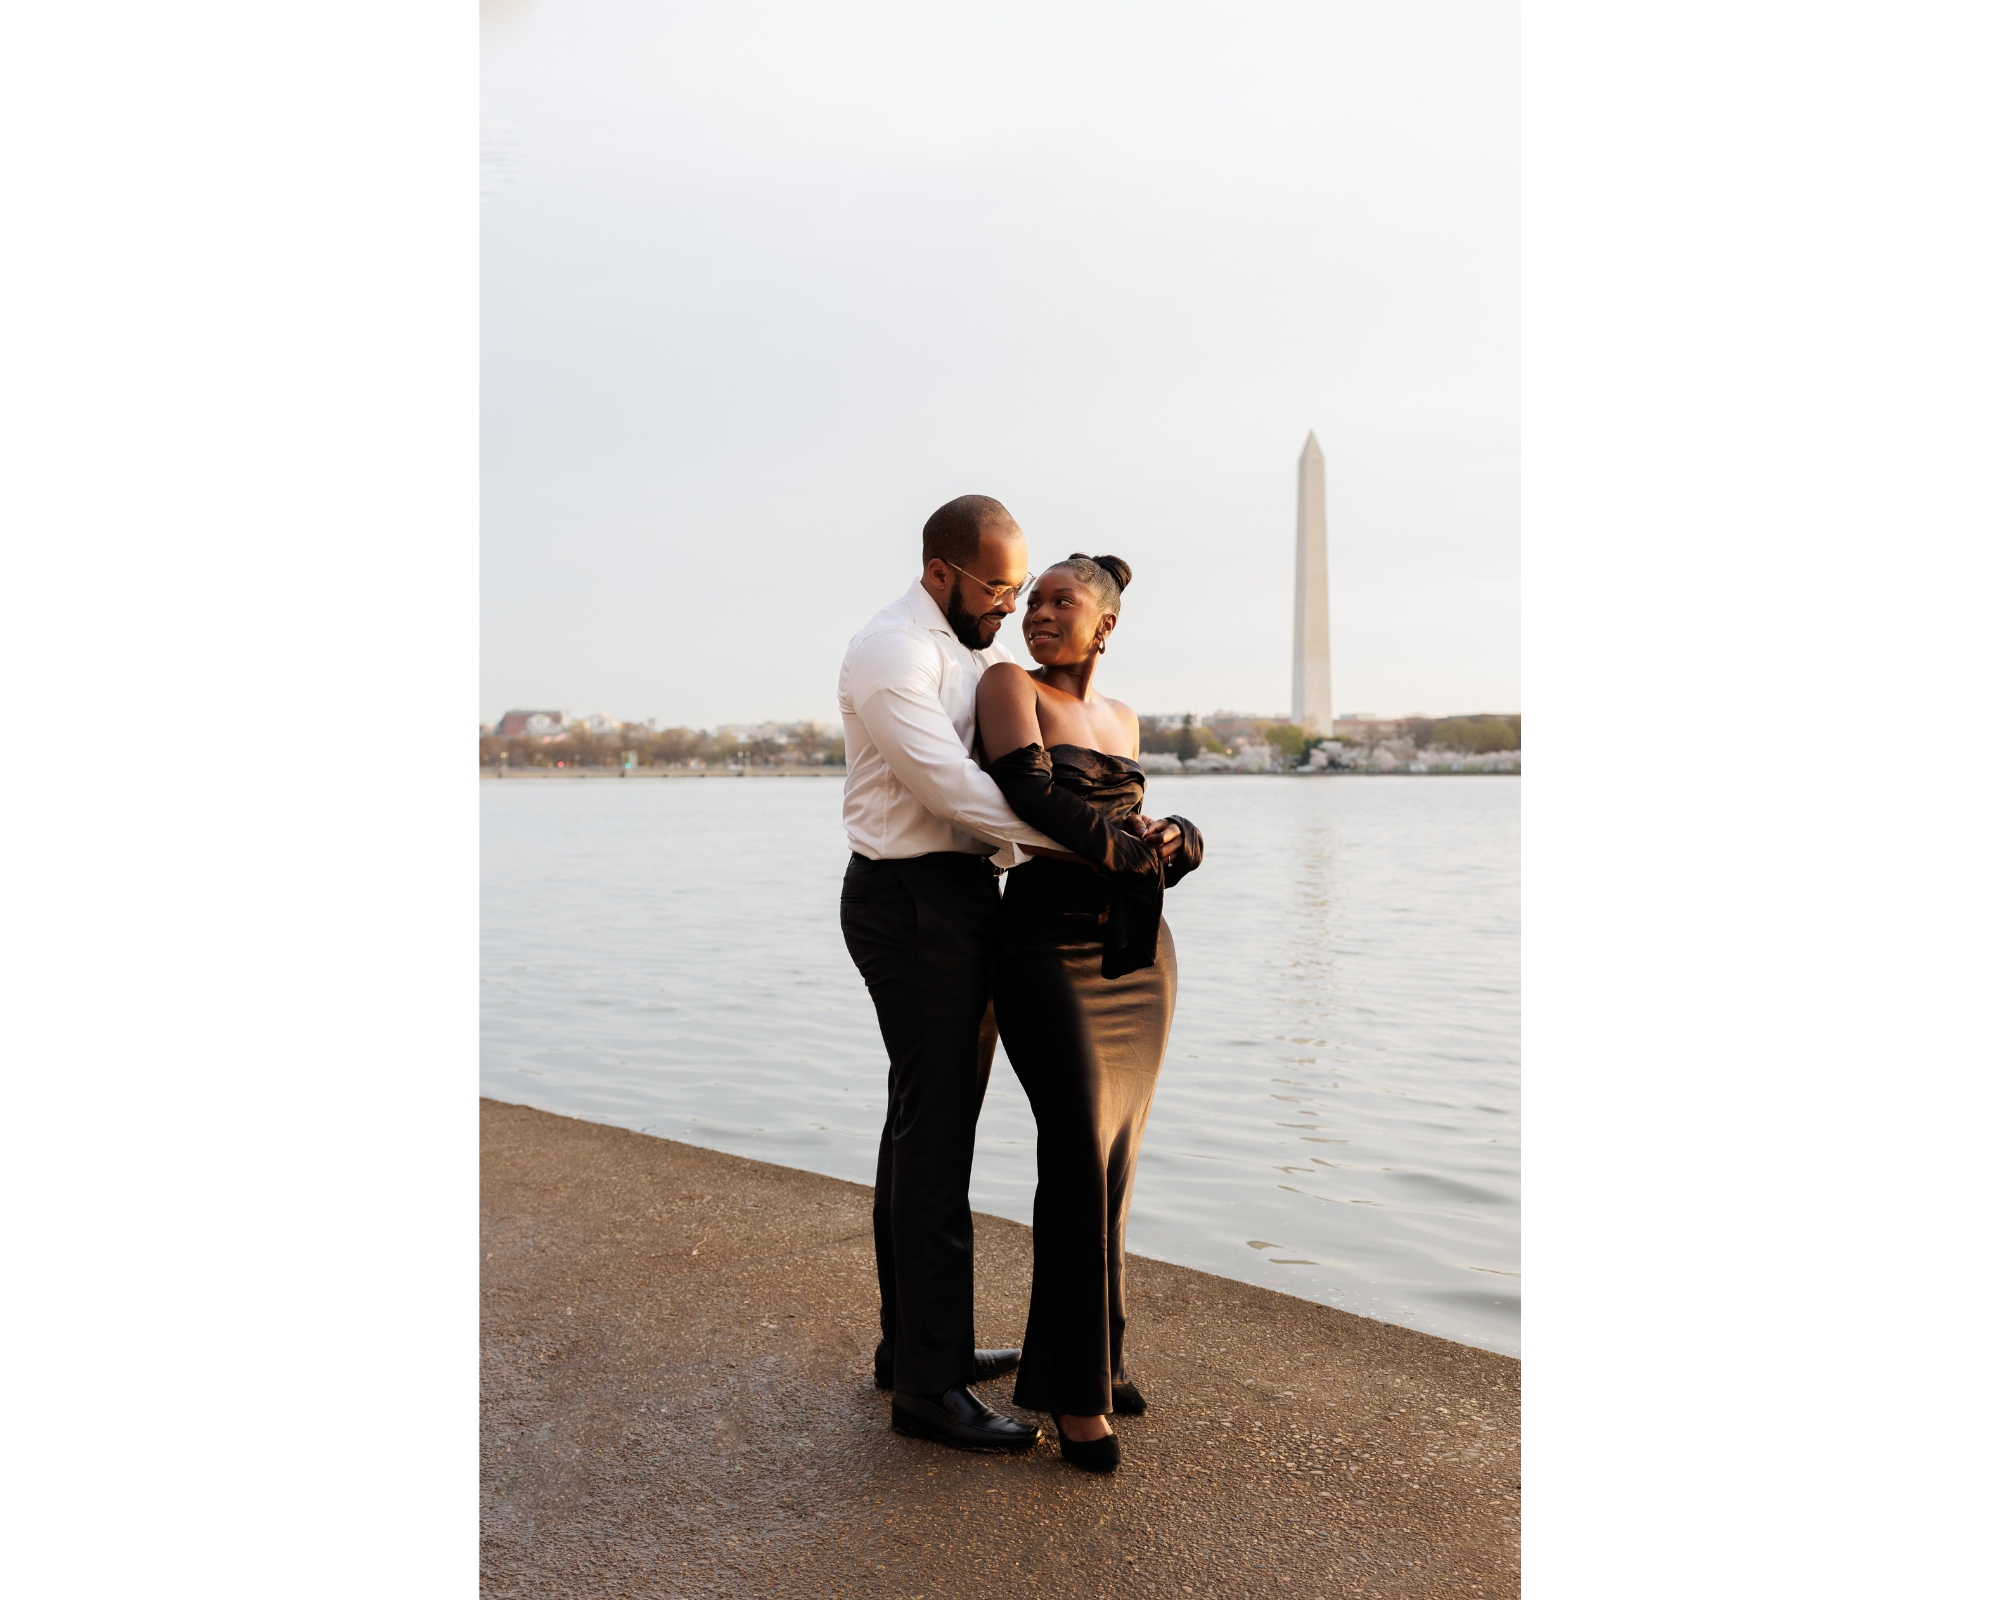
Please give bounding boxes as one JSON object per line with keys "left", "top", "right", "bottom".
{"left": 1141, "top": 712, "right": 1521, "bottom": 766}
{"left": 479, "top": 711, "right": 1519, "bottom": 770}
{"left": 479, "top": 721, "right": 844, "bottom": 770}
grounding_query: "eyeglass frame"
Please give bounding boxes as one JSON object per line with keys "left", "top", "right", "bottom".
{"left": 938, "top": 557, "right": 1033, "bottom": 608}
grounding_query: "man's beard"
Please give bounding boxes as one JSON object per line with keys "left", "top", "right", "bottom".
{"left": 943, "top": 578, "right": 999, "bottom": 650}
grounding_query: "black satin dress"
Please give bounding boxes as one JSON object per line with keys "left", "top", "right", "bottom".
{"left": 985, "top": 744, "right": 1204, "bottom": 1418}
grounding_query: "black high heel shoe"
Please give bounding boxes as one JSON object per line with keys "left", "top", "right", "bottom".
{"left": 1051, "top": 1414, "right": 1120, "bottom": 1473}
{"left": 1111, "top": 1382, "right": 1146, "bottom": 1416}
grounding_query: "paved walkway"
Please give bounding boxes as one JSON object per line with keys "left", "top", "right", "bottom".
{"left": 482, "top": 1099, "right": 1520, "bottom": 1598}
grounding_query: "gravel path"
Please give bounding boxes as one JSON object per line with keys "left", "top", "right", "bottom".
{"left": 482, "top": 1099, "right": 1519, "bottom": 1598}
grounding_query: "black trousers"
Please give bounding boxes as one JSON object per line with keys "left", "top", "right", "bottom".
{"left": 840, "top": 851, "right": 1002, "bottom": 1396}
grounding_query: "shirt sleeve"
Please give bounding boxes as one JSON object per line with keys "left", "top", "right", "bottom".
{"left": 849, "top": 662, "right": 1061, "bottom": 855}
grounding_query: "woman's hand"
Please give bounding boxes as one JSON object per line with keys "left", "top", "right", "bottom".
{"left": 1141, "top": 817, "right": 1182, "bottom": 862}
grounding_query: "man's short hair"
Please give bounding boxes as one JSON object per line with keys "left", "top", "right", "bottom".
{"left": 922, "top": 495, "right": 1016, "bottom": 569}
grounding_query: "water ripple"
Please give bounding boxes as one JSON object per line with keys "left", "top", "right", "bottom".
{"left": 481, "top": 773, "right": 1518, "bottom": 1352}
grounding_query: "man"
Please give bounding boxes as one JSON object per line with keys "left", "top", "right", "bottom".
{"left": 838, "top": 494, "right": 1059, "bottom": 1452}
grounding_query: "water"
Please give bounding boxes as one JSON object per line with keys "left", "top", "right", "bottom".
{"left": 481, "top": 774, "right": 1519, "bottom": 1354}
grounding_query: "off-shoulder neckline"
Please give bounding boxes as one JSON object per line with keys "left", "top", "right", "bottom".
{"left": 1045, "top": 742, "right": 1144, "bottom": 770}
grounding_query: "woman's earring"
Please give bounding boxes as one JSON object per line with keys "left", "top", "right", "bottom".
{"left": 1096, "top": 635, "right": 1108, "bottom": 655}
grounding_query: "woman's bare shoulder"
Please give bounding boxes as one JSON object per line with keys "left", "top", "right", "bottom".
{"left": 1101, "top": 695, "right": 1140, "bottom": 730}
{"left": 976, "top": 660, "right": 1045, "bottom": 759}
{"left": 976, "top": 659, "right": 1037, "bottom": 704}
{"left": 1099, "top": 695, "right": 1142, "bottom": 757}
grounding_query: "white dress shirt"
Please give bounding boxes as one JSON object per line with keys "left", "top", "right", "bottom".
{"left": 838, "top": 579, "right": 1059, "bottom": 867}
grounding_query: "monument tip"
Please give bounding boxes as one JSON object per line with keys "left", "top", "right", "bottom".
{"left": 1300, "top": 430, "right": 1322, "bottom": 461}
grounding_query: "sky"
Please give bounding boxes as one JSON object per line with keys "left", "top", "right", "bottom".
{"left": 481, "top": 0, "right": 1518, "bottom": 728}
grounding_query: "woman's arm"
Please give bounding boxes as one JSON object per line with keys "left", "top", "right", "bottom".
{"left": 984, "top": 746, "right": 1159, "bottom": 876}
{"left": 976, "top": 668, "right": 1157, "bottom": 877}
{"left": 975, "top": 662, "right": 1044, "bottom": 760}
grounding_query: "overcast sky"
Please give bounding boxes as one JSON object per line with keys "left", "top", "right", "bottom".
{"left": 481, "top": 0, "right": 1517, "bottom": 727}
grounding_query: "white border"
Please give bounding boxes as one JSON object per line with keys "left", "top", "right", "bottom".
{"left": 2, "top": 3, "right": 477, "bottom": 1591}
{"left": 1526, "top": 2, "right": 1998, "bottom": 1592}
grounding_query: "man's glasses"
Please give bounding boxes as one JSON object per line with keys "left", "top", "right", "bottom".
{"left": 941, "top": 558, "right": 1030, "bottom": 607}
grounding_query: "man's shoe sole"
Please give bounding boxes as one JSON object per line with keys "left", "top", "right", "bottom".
{"left": 890, "top": 1408, "right": 1040, "bottom": 1452}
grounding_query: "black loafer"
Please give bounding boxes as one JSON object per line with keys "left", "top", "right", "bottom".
{"left": 1111, "top": 1382, "right": 1147, "bottom": 1416}
{"left": 892, "top": 1386, "right": 1041, "bottom": 1452}
{"left": 972, "top": 1347, "right": 1023, "bottom": 1384}
{"left": 875, "top": 1341, "right": 1023, "bottom": 1390}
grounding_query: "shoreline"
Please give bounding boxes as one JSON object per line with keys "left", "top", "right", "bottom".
{"left": 478, "top": 766, "right": 1521, "bottom": 780}
{"left": 483, "top": 1098, "right": 1520, "bottom": 1596}
{"left": 483, "top": 764, "right": 844, "bottom": 778}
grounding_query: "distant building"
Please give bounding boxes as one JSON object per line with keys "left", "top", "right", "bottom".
{"left": 495, "top": 709, "right": 565, "bottom": 738}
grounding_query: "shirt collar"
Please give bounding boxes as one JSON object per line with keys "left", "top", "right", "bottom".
{"left": 905, "top": 577, "right": 955, "bottom": 638}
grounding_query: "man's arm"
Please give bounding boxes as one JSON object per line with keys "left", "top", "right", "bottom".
{"left": 852, "top": 679, "right": 1059, "bottom": 853}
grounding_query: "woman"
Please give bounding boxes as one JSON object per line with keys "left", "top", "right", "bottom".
{"left": 975, "top": 553, "right": 1204, "bottom": 1474}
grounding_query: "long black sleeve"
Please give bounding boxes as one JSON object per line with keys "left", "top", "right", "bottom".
{"left": 1162, "top": 815, "right": 1203, "bottom": 889}
{"left": 989, "top": 744, "right": 1174, "bottom": 979}
{"left": 986, "top": 745, "right": 1159, "bottom": 880}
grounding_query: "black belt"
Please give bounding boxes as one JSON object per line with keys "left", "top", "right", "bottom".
{"left": 849, "top": 850, "right": 1002, "bottom": 875}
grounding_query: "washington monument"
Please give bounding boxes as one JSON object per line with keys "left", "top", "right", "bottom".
{"left": 1291, "top": 431, "right": 1332, "bottom": 735}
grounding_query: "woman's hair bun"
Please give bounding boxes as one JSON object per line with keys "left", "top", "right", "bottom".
{"left": 1071, "top": 551, "right": 1132, "bottom": 592}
